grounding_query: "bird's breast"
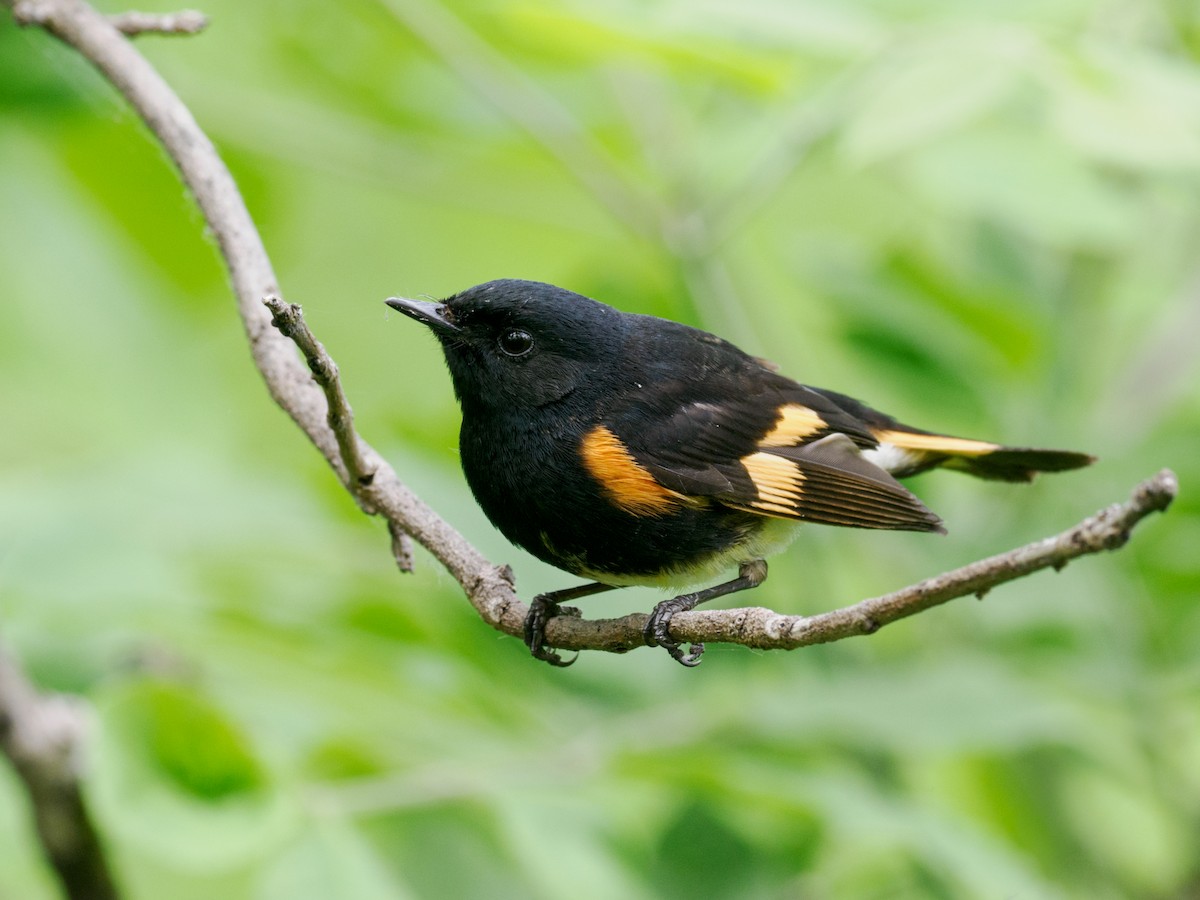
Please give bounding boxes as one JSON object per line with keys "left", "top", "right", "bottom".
{"left": 458, "top": 410, "right": 769, "bottom": 584}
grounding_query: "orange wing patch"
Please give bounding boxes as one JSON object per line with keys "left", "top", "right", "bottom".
{"left": 740, "top": 452, "right": 806, "bottom": 516}
{"left": 873, "top": 429, "right": 1000, "bottom": 457}
{"left": 758, "top": 404, "right": 826, "bottom": 448}
{"left": 581, "top": 426, "right": 689, "bottom": 516}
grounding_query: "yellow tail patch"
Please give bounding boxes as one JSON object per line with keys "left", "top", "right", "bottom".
{"left": 874, "top": 429, "right": 999, "bottom": 457}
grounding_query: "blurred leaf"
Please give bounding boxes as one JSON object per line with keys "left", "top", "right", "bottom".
{"left": 361, "top": 805, "right": 531, "bottom": 899}
{"left": 0, "top": 19, "right": 101, "bottom": 114}
{"left": 841, "top": 26, "right": 1032, "bottom": 165}
{"left": 842, "top": 313, "right": 981, "bottom": 412}
{"left": 1047, "top": 40, "right": 1200, "bottom": 171}
{"left": 735, "top": 658, "right": 1092, "bottom": 753}
{"left": 1061, "top": 765, "right": 1194, "bottom": 894}
{"left": 902, "top": 128, "right": 1138, "bottom": 249}
{"left": 499, "top": 794, "right": 653, "bottom": 900}
{"left": 799, "top": 771, "right": 1062, "bottom": 899}
{"left": 257, "top": 821, "right": 412, "bottom": 900}
{"left": 497, "top": 0, "right": 866, "bottom": 90}
{"left": 90, "top": 681, "right": 298, "bottom": 871}
{"left": 881, "top": 249, "right": 1044, "bottom": 370}
{"left": 649, "top": 800, "right": 759, "bottom": 900}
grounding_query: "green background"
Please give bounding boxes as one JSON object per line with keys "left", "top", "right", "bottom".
{"left": 2, "top": 0, "right": 1197, "bottom": 897}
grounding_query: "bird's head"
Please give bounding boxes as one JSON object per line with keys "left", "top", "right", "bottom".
{"left": 387, "top": 279, "right": 626, "bottom": 411}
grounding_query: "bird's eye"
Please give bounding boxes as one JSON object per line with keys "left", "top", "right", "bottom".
{"left": 498, "top": 328, "right": 534, "bottom": 357}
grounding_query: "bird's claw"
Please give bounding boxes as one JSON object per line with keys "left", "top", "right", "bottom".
{"left": 644, "top": 597, "right": 705, "bottom": 667}
{"left": 524, "top": 595, "right": 578, "bottom": 667}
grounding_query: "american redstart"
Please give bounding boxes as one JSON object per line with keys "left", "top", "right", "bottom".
{"left": 386, "top": 280, "right": 1094, "bottom": 667}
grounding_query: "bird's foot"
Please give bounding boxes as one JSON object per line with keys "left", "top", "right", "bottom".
{"left": 524, "top": 594, "right": 579, "bottom": 667}
{"left": 644, "top": 595, "right": 704, "bottom": 667}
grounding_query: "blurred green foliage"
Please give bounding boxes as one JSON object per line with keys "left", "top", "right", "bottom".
{"left": 2, "top": 0, "right": 1198, "bottom": 897}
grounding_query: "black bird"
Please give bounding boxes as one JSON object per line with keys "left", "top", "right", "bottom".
{"left": 387, "top": 279, "right": 1094, "bottom": 667}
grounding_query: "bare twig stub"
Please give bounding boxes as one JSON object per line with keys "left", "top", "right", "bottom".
{"left": 263, "top": 297, "right": 377, "bottom": 491}
{"left": 110, "top": 9, "right": 207, "bottom": 36}
{"left": 263, "top": 296, "right": 420, "bottom": 566}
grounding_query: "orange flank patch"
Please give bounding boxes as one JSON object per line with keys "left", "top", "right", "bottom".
{"left": 758, "top": 404, "right": 826, "bottom": 448}
{"left": 741, "top": 452, "right": 805, "bottom": 516}
{"left": 874, "top": 429, "right": 1000, "bottom": 456}
{"left": 580, "top": 426, "right": 688, "bottom": 516}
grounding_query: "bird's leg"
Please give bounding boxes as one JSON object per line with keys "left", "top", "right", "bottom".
{"left": 644, "top": 560, "right": 768, "bottom": 667}
{"left": 525, "top": 581, "right": 621, "bottom": 667}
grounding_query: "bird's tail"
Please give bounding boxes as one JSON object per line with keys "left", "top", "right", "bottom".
{"left": 868, "top": 427, "right": 1096, "bottom": 483}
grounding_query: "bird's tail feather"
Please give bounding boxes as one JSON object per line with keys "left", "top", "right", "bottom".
{"left": 869, "top": 428, "right": 1096, "bottom": 483}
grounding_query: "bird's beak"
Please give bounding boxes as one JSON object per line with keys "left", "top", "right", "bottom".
{"left": 385, "top": 297, "right": 460, "bottom": 334}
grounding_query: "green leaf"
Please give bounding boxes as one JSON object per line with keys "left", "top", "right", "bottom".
{"left": 1046, "top": 41, "right": 1200, "bottom": 171}
{"left": 499, "top": 0, "right": 882, "bottom": 90}
{"left": 840, "top": 27, "right": 1033, "bottom": 165}
{"left": 89, "top": 681, "right": 298, "bottom": 871}
{"left": 257, "top": 821, "right": 412, "bottom": 900}
{"left": 901, "top": 128, "right": 1138, "bottom": 249}
{"left": 1061, "top": 766, "right": 1194, "bottom": 894}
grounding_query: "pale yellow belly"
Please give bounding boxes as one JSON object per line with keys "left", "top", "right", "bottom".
{"left": 579, "top": 518, "right": 802, "bottom": 590}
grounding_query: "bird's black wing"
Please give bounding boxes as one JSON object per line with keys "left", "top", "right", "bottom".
{"left": 602, "top": 323, "right": 944, "bottom": 533}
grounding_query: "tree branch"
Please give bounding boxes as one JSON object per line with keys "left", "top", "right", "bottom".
{"left": 535, "top": 469, "right": 1178, "bottom": 653}
{"left": 7, "top": 0, "right": 1174, "bottom": 662}
{"left": 0, "top": 647, "right": 119, "bottom": 900}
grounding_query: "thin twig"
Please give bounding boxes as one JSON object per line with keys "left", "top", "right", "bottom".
{"left": 12, "top": 1, "right": 206, "bottom": 35}
{"left": 110, "top": 9, "right": 207, "bottom": 35}
{"left": 0, "top": 647, "right": 119, "bottom": 900}
{"left": 263, "top": 297, "right": 376, "bottom": 491}
{"left": 388, "top": 520, "right": 416, "bottom": 574}
{"left": 262, "top": 296, "right": 420, "bottom": 566}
